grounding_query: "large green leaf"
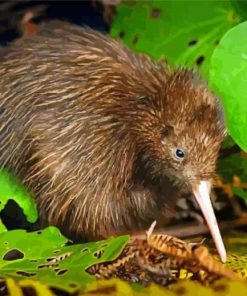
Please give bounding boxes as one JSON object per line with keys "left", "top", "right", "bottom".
{"left": 231, "top": 0, "right": 247, "bottom": 19}
{"left": 209, "top": 21, "right": 247, "bottom": 152}
{"left": 111, "top": 0, "right": 240, "bottom": 77}
{"left": 0, "top": 227, "right": 130, "bottom": 293}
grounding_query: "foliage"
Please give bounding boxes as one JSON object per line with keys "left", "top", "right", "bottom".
{"left": 111, "top": 0, "right": 240, "bottom": 78}
{"left": 81, "top": 231, "right": 247, "bottom": 294}
{"left": 0, "top": 228, "right": 246, "bottom": 295}
{"left": 231, "top": 0, "right": 247, "bottom": 19}
{"left": 209, "top": 21, "right": 247, "bottom": 152}
{"left": 0, "top": 169, "right": 38, "bottom": 231}
{"left": 217, "top": 157, "right": 237, "bottom": 184}
{"left": 221, "top": 136, "right": 236, "bottom": 149}
{"left": 224, "top": 230, "right": 247, "bottom": 278}
{"left": 0, "top": 227, "right": 129, "bottom": 293}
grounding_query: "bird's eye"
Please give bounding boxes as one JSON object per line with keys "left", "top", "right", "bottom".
{"left": 173, "top": 148, "right": 185, "bottom": 160}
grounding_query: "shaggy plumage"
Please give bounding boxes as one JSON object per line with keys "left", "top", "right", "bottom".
{"left": 0, "top": 22, "right": 225, "bottom": 240}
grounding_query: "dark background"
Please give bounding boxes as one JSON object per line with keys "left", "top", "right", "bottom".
{"left": 0, "top": 1, "right": 110, "bottom": 46}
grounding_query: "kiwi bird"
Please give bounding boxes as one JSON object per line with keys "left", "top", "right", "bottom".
{"left": 0, "top": 22, "right": 226, "bottom": 261}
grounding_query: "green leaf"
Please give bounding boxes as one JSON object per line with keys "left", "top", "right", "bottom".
{"left": 232, "top": 187, "right": 247, "bottom": 204}
{"left": 0, "top": 227, "right": 130, "bottom": 293}
{"left": 217, "top": 153, "right": 247, "bottom": 182}
{"left": 0, "top": 169, "right": 38, "bottom": 224}
{"left": 221, "top": 136, "right": 236, "bottom": 149}
{"left": 110, "top": 0, "right": 240, "bottom": 78}
{"left": 224, "top": 230, "right": 247, "bottom": 278}
{"left": 0, "top": 220, "right": 7, "bottom": 233}
{"left": 209, "top": 21, "right": 247, "bottom": 152}
{"left": 231, "top": 0, "right": 247, "bottom": 20}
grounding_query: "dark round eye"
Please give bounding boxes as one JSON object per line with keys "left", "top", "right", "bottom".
{"left": 173, "top": 148, "right": 185, "bottom": 160}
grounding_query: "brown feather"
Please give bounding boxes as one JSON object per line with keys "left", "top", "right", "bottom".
{"left": 0, "top": 21, "right": 225, "bottom": 240}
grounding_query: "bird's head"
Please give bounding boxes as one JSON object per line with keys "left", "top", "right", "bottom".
{"left": 134, "top": 69, "right": 227, "bottom": 261}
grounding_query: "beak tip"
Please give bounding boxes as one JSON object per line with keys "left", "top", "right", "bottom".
{"left": 219, "top": 249, "right": 227, "bottom": 263}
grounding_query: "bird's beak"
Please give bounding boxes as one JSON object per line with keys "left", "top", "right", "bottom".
{"left": 192, "top": 180, "right": 227, "bottom": 263}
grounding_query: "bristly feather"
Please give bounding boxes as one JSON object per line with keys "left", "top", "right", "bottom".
{"left": 0, "top": 21, "right": 225, "bottom": 240}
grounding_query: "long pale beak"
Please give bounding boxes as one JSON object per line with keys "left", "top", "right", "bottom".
{"left": 192, "top": 180, "right": 227, "bottom": 263}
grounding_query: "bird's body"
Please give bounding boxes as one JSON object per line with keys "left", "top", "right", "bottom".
{"left": 0, "top": 22, "right": 226, "bottom": 259}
